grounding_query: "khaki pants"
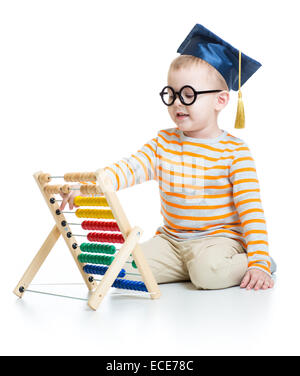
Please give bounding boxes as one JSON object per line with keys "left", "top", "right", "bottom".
{"left": 139, "top": 234, "right": 248, "bottom": 290}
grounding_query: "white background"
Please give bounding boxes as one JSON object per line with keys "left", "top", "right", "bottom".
{"left": 1, "top": 0, "right": 300, "bottom": 356}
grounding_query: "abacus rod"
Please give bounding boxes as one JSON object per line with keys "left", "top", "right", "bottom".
{"left": 62, "top": 221, "right": 119, "bottom": 226}
{"left": 93, "top": 277, "right": 142, "bottom": 282}
{"left": 72, "top": 233, "right": 125, "bottom": 238}
{"left": 25, "top": 289, "right": 88, "bottom": 301}
{"left": 25, "top": 287, "right": 157, "bottom": 298}
{"left": 111, "top": 291, "right": 157, "bottom": 295}
{"left": 30, "top": 273, "right": 142, "bottom": 285}
{"left": 31, "top": 282, "right": 88, "bottom": 286}
{"left": 49, "top": 176, "right": 65, "bottom": 178}
{"left": 60, "top": 219, "right": 121, "bottom": 228}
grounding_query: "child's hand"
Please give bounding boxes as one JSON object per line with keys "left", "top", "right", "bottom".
{"left": 59, "top": 184, "right": 81, "bottom": 211}
{"left": 240, "top": 269, "right": 274, "bottom": 290}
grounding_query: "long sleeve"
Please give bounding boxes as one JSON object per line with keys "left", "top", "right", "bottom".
{"left": 229, "top": 141, "right": 271, "bottom": 275}
{"left": 103, "top": 137, "right": 158, "bottom": 191}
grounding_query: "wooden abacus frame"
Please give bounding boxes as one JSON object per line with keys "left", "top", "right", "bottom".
{"left": 13, "top": 169, "right": 161, "bottom": 311}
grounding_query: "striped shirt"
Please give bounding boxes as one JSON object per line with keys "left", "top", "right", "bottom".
{"left": 104, "top": 127, "right": 271, "bottom": 275}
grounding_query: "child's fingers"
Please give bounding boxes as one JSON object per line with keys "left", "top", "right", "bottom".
{"left": 60, "top": 195, "right": 69, "bottom": 210}
{"left": 262, "top": 275, "right": 275, "bottom": 289}
{"left": 68, "top": 193, "right": 76, "bottom": 210}
{"left": 240, "top": 271, "right": 250, "bottom": 288}
{"left": 254, "top": 278, "right": 265, "bottom": 290}
{"left": 246, "top": 275, "right": 257, "bottom": 290}
{"left": 59, "top": 188, "right": 81, "bottom": 211}
{"left": 241, "top": 270, "right": 274, "bottom": 290}
{"left": 69, "top": 193, "right": 80, "bottom": 210}
{"left": 262, "top": 280, "right": 269, "bottom": 289}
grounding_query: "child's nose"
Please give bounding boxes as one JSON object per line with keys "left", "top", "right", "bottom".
{"left": 173, "top": 94, "right": 182, "bottom": 106}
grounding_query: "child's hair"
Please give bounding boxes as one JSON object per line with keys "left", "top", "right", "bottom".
{"left": 168, "top": 54, "right": 229, "bottom": 91}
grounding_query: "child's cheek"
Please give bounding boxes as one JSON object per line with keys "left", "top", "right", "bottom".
{"left": 169, "top": 109, "right": 176, "bottom": 121}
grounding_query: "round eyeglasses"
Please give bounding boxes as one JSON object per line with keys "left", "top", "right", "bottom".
{"left": 159, "top": 85, "right": 223, "bottom": 106}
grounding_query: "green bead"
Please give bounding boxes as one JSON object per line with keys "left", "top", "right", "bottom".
{"left": 79, "top": 242, "right": 116, "bottom": 255}
{"left": 80, "top": 243, "right": 87, "bottom": 252}
{"left": 132, "top": 260, "right": 137, "bottom": 269}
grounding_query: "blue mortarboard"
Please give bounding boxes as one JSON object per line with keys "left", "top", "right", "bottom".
{"left": 177, "top": 23, "right": 262, "bottom": 128}
{"left": 177, "top": 23, "right": 262, "bottom": 91}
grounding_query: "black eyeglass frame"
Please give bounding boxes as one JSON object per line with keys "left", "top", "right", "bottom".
{"left": 159, "top": 85, "right": 223, "bottom": 106}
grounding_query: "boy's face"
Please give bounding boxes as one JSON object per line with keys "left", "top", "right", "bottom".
{"left": 167, "top": 65, "right": 227, "bottom": 135}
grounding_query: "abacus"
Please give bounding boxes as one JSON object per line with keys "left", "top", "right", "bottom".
{"left": 13, "top": 169, "right": 161, "bottom": 311}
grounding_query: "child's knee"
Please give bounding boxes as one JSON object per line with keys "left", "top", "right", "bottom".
{"left": 189, "top": 256, "right": 225, "bottom": 289}
{"left": 188, "top": 247, "right": 248, "bottom": 290}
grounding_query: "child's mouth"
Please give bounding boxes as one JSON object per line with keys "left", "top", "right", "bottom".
{"left": 176, "top": 113, "right": 189, "bottom": 119}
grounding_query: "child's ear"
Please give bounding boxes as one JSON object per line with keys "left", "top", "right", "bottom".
{"left": 215, "top": 91, "right": 230, "bottom": 110}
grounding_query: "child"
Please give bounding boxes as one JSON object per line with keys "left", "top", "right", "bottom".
{"left": 60, "top": 24, "right": 276, "bottom": 291}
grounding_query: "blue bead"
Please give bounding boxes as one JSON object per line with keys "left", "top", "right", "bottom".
{"left": 128, "top": 281, "right": 134, "bottom": 289}
{"left": 123, "top": 281, "right": 129, "bottom": 289}
{"left": 119, "top": 269, "right": 126, "bottom": 278}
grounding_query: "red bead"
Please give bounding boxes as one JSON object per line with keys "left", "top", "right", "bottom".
{"left": 86, "top": 231, "right": 124, "bottom": 243}
{"left": 81, "top": 220, "right": 120, "bottom": 232}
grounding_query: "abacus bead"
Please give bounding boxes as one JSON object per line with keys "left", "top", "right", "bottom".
{"left": 120, "top": 269, "right": 126, "bottom": 277}
{"left": 127, "top": 281, "right": 133, "bottom": 290}
{"left": 119, "top": 269, "right": 126, "bottom": 278}
{"left": 90, "top": 265, "right": 96, "bottom": 274}
{"left": 83, "top": 265, "right": 89, "bottom": 273}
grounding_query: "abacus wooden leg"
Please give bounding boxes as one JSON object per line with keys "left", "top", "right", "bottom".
{"left": 88, "top": 226, "right": 142, "bottom": 311}
{"left": 95, "top": 168, "right": 161, "bottom": 302}
{"left": 131, "top": 244, "right": 161, "bottom": 300}
{"left": 13, "top": 225, "right": 61, "bottom": 298}
{"left": 33, "top": 171, "right": 97, "bottom": 292}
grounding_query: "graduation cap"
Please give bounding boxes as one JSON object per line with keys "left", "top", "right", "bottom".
{"left": 177, "top": 23, "right": 262, "bottom": 129}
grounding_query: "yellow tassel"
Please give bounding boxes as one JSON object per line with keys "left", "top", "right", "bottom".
{"left": 234, "top": 50, "right": 245, "bottom": 129}
{"left": 234, "top": 90, "right": 245, "bottom": 129}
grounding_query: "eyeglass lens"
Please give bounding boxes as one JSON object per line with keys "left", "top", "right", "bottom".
{"left": 161, "top": 86, "right": 195, "bottom": 105}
